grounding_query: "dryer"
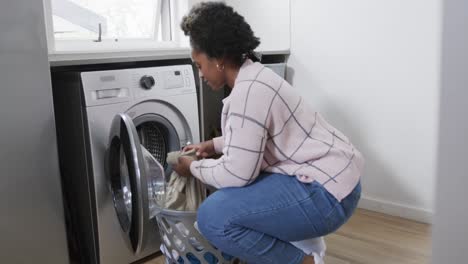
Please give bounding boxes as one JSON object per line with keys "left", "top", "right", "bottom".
{"left": 52, "top": 64, "right": 199, "bottom": 264}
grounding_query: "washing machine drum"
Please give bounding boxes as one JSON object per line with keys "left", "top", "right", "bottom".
{"left": 134, "top": 114, "right": 181, "bottom": 173}
{"left": 137, "top": 122, "right": 168, "bottom": 168}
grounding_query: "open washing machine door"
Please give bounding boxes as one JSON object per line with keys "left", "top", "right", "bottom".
{"left": 106, "top": 113, "right": 166, "bottom": 254}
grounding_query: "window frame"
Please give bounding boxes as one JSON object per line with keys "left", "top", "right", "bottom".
{"left": 43, "top": 0, "right": 188, "bottom": 54}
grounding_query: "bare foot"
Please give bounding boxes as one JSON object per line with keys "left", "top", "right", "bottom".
{"left": 301, "top": 255, "right": 315, "bottom": 264}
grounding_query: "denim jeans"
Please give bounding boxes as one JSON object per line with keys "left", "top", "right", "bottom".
{"left": 196, "top": 173, "right": 361, "bottom": 264}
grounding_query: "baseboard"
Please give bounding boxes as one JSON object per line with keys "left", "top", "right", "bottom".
{"left": 358, "top": 195, "right": 433, "bottom": 224}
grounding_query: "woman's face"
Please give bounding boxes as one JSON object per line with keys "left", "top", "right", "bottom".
{"left": 191, "top": 50, "right": 226, "bottom": 90}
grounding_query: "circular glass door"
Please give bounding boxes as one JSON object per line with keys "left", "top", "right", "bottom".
{"left": 107, "top": 113, "right": 165, "bottom": 253}
{"left": 117, "top": 148, "right": 132, "bottom": 226}
{"left": 134, "top": 114, "right": 181, "bottom": 218}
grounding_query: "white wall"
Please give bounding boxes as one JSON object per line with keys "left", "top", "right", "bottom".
{"left": 188, "top": 0, "right": 216, "bottom": 6}
{"left": 288, "top": 0, "right": 441, "bottom": 223}
{"left": 226, "top": 0, "right": 290, "bottom": 52}
{"left": 432, "top": 0, "right": 468, "bottom": 261}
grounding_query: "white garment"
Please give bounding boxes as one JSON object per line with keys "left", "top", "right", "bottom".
{"left": 292, "top": 237, "right": 327, "bottom": 264}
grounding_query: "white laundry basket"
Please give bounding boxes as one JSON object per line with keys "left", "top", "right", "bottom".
{"left": 142, "top": 146, "right": 239, "bottom": 264}
{"left": 155, "top": 207, "right": 326, "bottom": 264}
{"left": 156, "top": 209, "right": 244, "bottom": 264}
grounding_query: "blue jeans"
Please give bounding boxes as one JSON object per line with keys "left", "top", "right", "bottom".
{"left": 196, "top": 173, "right": 361, "bottom": 264}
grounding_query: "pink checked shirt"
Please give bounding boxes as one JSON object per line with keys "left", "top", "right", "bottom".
{"left": 190, "top": 59, "right": 364, "bottom": 201}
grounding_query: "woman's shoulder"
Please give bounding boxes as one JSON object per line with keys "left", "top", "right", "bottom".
{"left": 235, "top": 60, "right": 264, "bottom": 82}
{"left": 235, "top": 62, "right": 285, "bottom": 93}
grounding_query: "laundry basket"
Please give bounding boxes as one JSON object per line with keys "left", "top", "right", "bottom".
{"left": 145, "top": 147, "right": 324, "bottom": 263}
{"left": 156, "top": 209, "right": 243, "bottom": 264}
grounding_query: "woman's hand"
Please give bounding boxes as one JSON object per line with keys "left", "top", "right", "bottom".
{"left": 172, "top": 156, "right": 193, "bottom": 177}
{"left": 173, "top": 140, "right": 216, "bottom": 177}
{"left": 183, "top": 140, "right": 215, "bottom": 158}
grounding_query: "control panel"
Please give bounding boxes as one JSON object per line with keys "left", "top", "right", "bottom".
{"left": 81, "top": 65, "right": 196, "bottom": 107}
{"left": 163, "top": 70, "right": 184, "bottom": 89}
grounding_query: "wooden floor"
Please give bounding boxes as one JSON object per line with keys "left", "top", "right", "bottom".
{"left": 144, "top": 209, "right": 431, "bottom": 264}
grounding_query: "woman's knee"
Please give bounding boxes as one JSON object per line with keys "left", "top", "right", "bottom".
{"left": 196, "top": 197, "right": 216, "bottom": 237}
{"left": 196, "top": 189, "right": 233, "bottom": 238}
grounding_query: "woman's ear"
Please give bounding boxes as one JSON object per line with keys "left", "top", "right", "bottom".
{"left": 215, "top": 58, "right": 226, "bottom": 71}
{"left": 216, "top": 56, "right": 226, "bottom": 67}
{"left": 216, "top": 64, "right": 225, "bottom": 72}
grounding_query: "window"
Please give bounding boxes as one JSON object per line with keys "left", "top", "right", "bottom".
{"left": 43, "top": 0, "right": 189, "bottom": 53}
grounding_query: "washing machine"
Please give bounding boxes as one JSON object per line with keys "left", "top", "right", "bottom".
{"left": 52, "top": 64, "right": 200, "bottom": 264}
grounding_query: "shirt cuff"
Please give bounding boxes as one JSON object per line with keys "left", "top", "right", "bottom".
{"left": 212, "top": 136, "right": 225, "bottom": 154}
{"left": 190, "top": 160, "right": 202, "bottom": 180}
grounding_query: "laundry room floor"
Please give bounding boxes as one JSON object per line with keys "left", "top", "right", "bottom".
{"left": 143, "top": 208, "right": 431, "bottom": 264}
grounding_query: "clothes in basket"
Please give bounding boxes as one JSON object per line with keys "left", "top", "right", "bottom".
{"left": 165, "top": 149, "right": 205, "bottom": 211}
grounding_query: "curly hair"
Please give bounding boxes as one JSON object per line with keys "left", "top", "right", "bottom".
{"left": 181, "top": 2, "right": 260, "bottom": 66}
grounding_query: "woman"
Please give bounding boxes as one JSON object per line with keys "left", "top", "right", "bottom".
{"left": 172, "top": 2, "right": 363, "bottom": 264}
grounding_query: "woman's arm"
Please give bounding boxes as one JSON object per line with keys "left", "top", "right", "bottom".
{"left": 212, "top": 136, "right": 224, "bottom": 154}
{"left": 190, "top": 81, "right": 272, "bottom": 188}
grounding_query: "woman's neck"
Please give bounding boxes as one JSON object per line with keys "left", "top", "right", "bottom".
{"left": 224, "top": 64, "right": 241, "bottom": 89}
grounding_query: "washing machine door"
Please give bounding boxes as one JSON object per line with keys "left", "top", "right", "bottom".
{"left": 106, "top": 113, "right": 165, "bottom": 254}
